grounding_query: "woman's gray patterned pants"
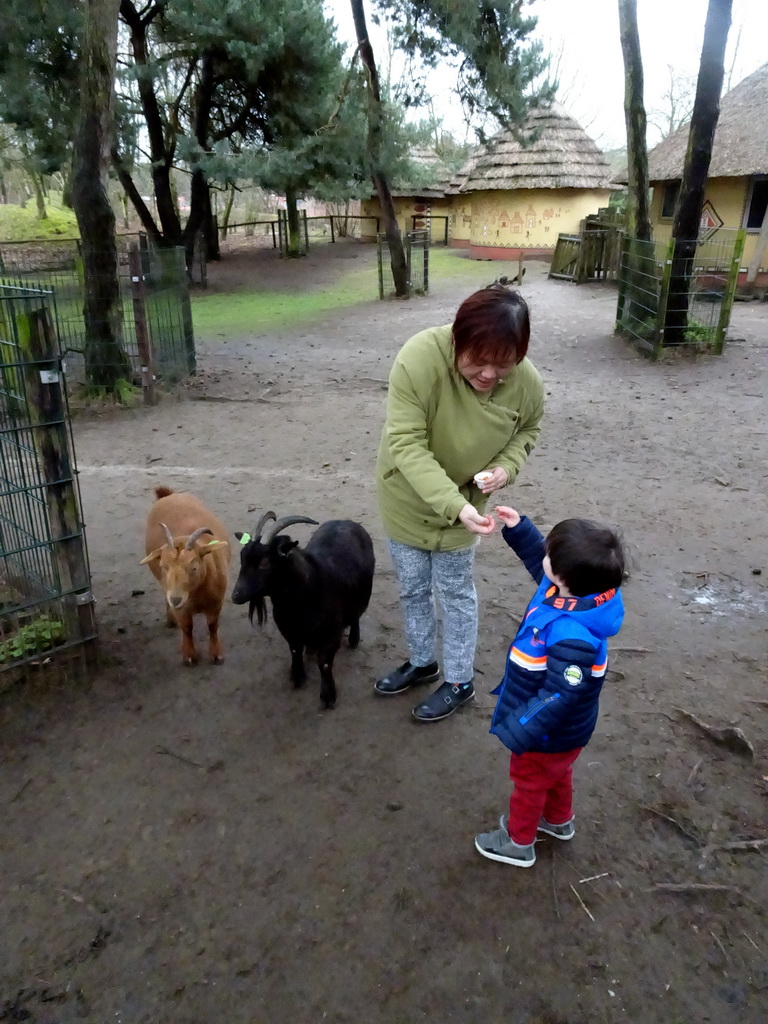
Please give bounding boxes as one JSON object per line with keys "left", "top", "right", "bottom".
{"left": 387, "top": 539, "right": 477, "bottom": 685}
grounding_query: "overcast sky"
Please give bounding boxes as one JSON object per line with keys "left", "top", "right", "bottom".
{"left": 323, "top": 0, "right": 768, "bottom": 151}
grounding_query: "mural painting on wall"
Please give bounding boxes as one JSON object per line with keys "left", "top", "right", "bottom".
{"left": 511, "top": 212, "right": 523, "bottom": 234}
{"left": 525, "top": 205, "right": 536, "bottom": 229}
{"left": 413, "top": 202, "right": 431, "bottom": 232}
{"left": 698, "top": 200, "right": 723, "bottom": 242}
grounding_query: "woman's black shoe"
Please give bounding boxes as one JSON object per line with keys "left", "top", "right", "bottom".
{"left": 374, "top": 660, "right": 440, "bottom": 695}
{"left": 412, "top": 681, "right": 475, "bottom": 722}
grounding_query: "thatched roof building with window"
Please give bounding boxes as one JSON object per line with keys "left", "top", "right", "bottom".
{"left": 360, "top": 146, "right": 457, "bottom": 244}
{"left": 448, "top": 105, "right": 613, "bottom": 259}
{"left": 636, "top": 63, "right": 768, "bottom": 280}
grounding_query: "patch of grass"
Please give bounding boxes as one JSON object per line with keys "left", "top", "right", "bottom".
{"left": 191, "top": 261, "right": 379, "bottom": 337}
{"left": 0, "top": 195, "right": 79, "bottom": 242}
{"left": 191, "top": 247, "right": 528, "bottom": 338}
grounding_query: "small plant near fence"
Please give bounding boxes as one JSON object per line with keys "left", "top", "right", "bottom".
{"left": 615, "top": 231, "right": 745, "bottom": 358}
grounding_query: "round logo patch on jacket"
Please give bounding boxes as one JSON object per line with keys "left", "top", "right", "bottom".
{"left": 564, "top": 665, "right": 583, "bottom": 686}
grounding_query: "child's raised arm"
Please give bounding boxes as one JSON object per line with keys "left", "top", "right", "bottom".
{"left": 496, "top": 507, "right": 545, "bottom": 584}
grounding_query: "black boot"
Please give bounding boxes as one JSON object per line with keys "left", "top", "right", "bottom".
{"left": 374, "top": 660, "right": 440, "bottom": 696}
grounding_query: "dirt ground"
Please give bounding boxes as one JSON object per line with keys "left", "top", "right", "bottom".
{"left": 2, "top": 241, "right": 767, "bottom": 1024}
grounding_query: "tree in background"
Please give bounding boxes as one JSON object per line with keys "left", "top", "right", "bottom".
{"left": 349, "top": 0, "right": 553, "bottom": 296}
{"left": 71, "top": 0, "right": 133, "bottom": 391}
{"left": 114, "top": 0, "right": 355, "bottom": 264}
{"left": 617, "top": 0, "right": 651, "bottom": 242}
{"left": 0, "top": 0, "right": 82, "bottom": 209}
{"left": 648, "top": 65, "right": 697, "bottom": 143}
{"left": 664, "top": 0, "right": 732, "bottom": 344}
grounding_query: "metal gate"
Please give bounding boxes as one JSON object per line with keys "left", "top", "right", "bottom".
{"left": 0, "top": 284, "right": 96, "bottom": 688}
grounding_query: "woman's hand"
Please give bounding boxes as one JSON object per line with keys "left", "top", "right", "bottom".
{"left": 458, "top": 503, "right": 496, "bottom": 536}
{"left": 478, "top": 466, "right": 509, "bottom": 494}
{"left": 495, "top": 505, "right": 521, "bottom": 528}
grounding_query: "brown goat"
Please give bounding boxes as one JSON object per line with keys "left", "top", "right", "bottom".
{"left": 140, "top": 486, "right": 231, "bottom": 665}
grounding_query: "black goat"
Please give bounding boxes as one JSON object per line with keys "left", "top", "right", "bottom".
{"left": 231, "top": 511, "right": 375, "bottom": 709}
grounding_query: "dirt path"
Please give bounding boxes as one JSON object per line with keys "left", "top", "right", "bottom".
{"left": 2, "top": 244, "right": 767, "bottom": 1024}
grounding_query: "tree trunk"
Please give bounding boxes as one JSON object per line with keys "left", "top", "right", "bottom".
{"left": 71, "top": 0, "right": 133, "bottom": 391}
{"left": 664, "top": 0, "right": 732, "bottom": 344}
{"left": 350, "top": 0, "right": 408, "bottom": 296}
{"left": 110, "top": 147, "right": 163, "bottom": 244}
{"left": 120, "top": 0, "right": 183, "bottom": 247}
{"left": 182, "top": 50, "right": 216, "bottom": 266}
{"left": 285, "top": 187, "right": 303, "bottom": 258}
{"left": 618, "top": 0, "right": 651, "bottom": 241}
{"left": 220, "top": 184, "right": 236, "bottom": 241}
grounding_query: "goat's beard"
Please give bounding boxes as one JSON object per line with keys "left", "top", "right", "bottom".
{"left": 248, "top": 597, "right": 268, "bottom": 626}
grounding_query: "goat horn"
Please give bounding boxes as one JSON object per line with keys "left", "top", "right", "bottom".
{"left": 254, "top": 510, "right": 276, "bottom": 540}
{"left": 265, "top": 515, "right": 319, "bottom": 542}
{"left": 159, "top": 522, "right": 175, "bottom": 548}
{"left": 185, "top": 527, "right": 214, "bottom": 550}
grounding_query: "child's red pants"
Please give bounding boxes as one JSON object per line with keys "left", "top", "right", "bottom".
{"left": 508, "top": 747, "right": 583, "bottom": 846}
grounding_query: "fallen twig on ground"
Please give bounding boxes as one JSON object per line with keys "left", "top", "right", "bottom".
{"left": 570, "top": 883, "right": 595, "bottom": 922}
{"left": 712, "top": 838, "right": 768, "bottom": 852}
{"left": 673, "top": 708, "right": 755, "bottom": 759}
{"left": 686, "top": 758, "right": 704, "bottom": 785}
{"left": 711, "top": 931, "right": 728, "bottom": 960}
{"left": 650, "top": 883, "right": 741, "bottom": 895}
{"left": 611, "top": 645, "right": 652, "bottom": 653}
{"left": 8, "top": 778, "right": 31, "bottom": 803}
{"left": 742, "top": 930, "right": 761, "bottom": 952}
{"left": 551, "top": 856, "right": 561, "bottom": 920}
{"left": 744, "top": 698, "right": 768, "bottom": 708}
{"left": 643, "top": 806, "right": 700, "bottom": 845}
{"left": 155, "top": 745, "right": 206, "bottom": 769}
{"left": 579, "top": 872, "right": 611, "bottom": 884}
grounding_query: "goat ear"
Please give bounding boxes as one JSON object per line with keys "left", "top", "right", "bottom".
{"left": 201, "top": 539, "right": 228, "bottom": 554}
{"left": 140, "top": 547, "right": 163, "bottom": 565}
{"left": 277, "top": 539, "right": 299, "bottom": 557}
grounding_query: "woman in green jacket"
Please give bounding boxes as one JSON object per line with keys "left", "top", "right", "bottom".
{"left": 374, "top": 284, "right": 545, "bottom": 722}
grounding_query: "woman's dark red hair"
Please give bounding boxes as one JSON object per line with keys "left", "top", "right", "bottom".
{"left": 452, "top": 284, "right": 530, "bottom": 367}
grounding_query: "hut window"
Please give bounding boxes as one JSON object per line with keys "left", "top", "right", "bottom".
{"left": 661, "top": 181, "right": 680, "bottom": 219}
{"left": 744, "top": 178, "right": 768, "bottom": 231}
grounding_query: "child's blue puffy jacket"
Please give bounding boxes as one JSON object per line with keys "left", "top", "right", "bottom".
{"left": 490, "top": 517, "right": 625, "bottom": 755}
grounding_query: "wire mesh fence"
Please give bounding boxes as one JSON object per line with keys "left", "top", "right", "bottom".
{"left": 616, "top": 231, "right": 745, "bottom": 357}
{"left": 0, "top": 238, "right": 196, "bottom": 397}
{"left": 377, "top": 229, "right": 430, "bottom": 299}
{"left": 0, "top": 285, "right": 96, "bottom": 689}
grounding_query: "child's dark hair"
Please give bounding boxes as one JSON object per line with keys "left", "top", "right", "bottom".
{"left": 545, "top": 519, "right": 625, "bottom": 597}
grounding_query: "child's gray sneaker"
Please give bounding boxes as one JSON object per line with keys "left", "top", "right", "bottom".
{"left": 537, "top": 817, "right": 575, "bottom": 841}
{"left": 474, "top": 815, "right": 536, "bottom": 868}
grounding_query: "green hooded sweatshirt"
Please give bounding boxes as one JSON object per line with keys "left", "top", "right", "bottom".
{"left": 376, "top": 325, "right": 545, "bottom": 552}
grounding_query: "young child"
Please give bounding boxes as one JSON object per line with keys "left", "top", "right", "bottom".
{"left": 475, "top": 506, "right": 626, "bottom": 868}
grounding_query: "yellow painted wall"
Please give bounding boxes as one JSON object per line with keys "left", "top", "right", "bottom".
{"left": 450, "top": 196, "right": 473, "bottom": 244}
{"left": 649, "top": 175, "right": 764, "bottom": 267}
{"left": 467, "top": 188, "right": 612, "bottom": 251}
{"left": 361, "top": 196, "right": 452, "bottom": 242}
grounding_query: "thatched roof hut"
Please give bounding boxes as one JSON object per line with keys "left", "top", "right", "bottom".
{"left": 456, "top": 105, "right": 613, "bottom": 193}
{"left": 643, "top": 63, "right": 768, "bottom": 181}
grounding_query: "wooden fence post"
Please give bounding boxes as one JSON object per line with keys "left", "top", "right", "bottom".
{"left": 18, "top": 308, "right": 96, "bottom": 648}
{"left": 129, "top": 245, "right": 156, "bottom": 405}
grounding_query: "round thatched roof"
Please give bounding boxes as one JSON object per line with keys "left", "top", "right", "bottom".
{"left": 644, "top": 62, "right": 768, "bottom": 181}
{"left": 454, "top": 106, "right": 612, "bottom": 193}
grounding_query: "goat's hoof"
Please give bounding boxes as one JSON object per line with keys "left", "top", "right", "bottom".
{"left": 212, "top": 655, "right": 224, "bottom": 665}
{"left": 183, "top": 657, "right": 198, "bottom": 667}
